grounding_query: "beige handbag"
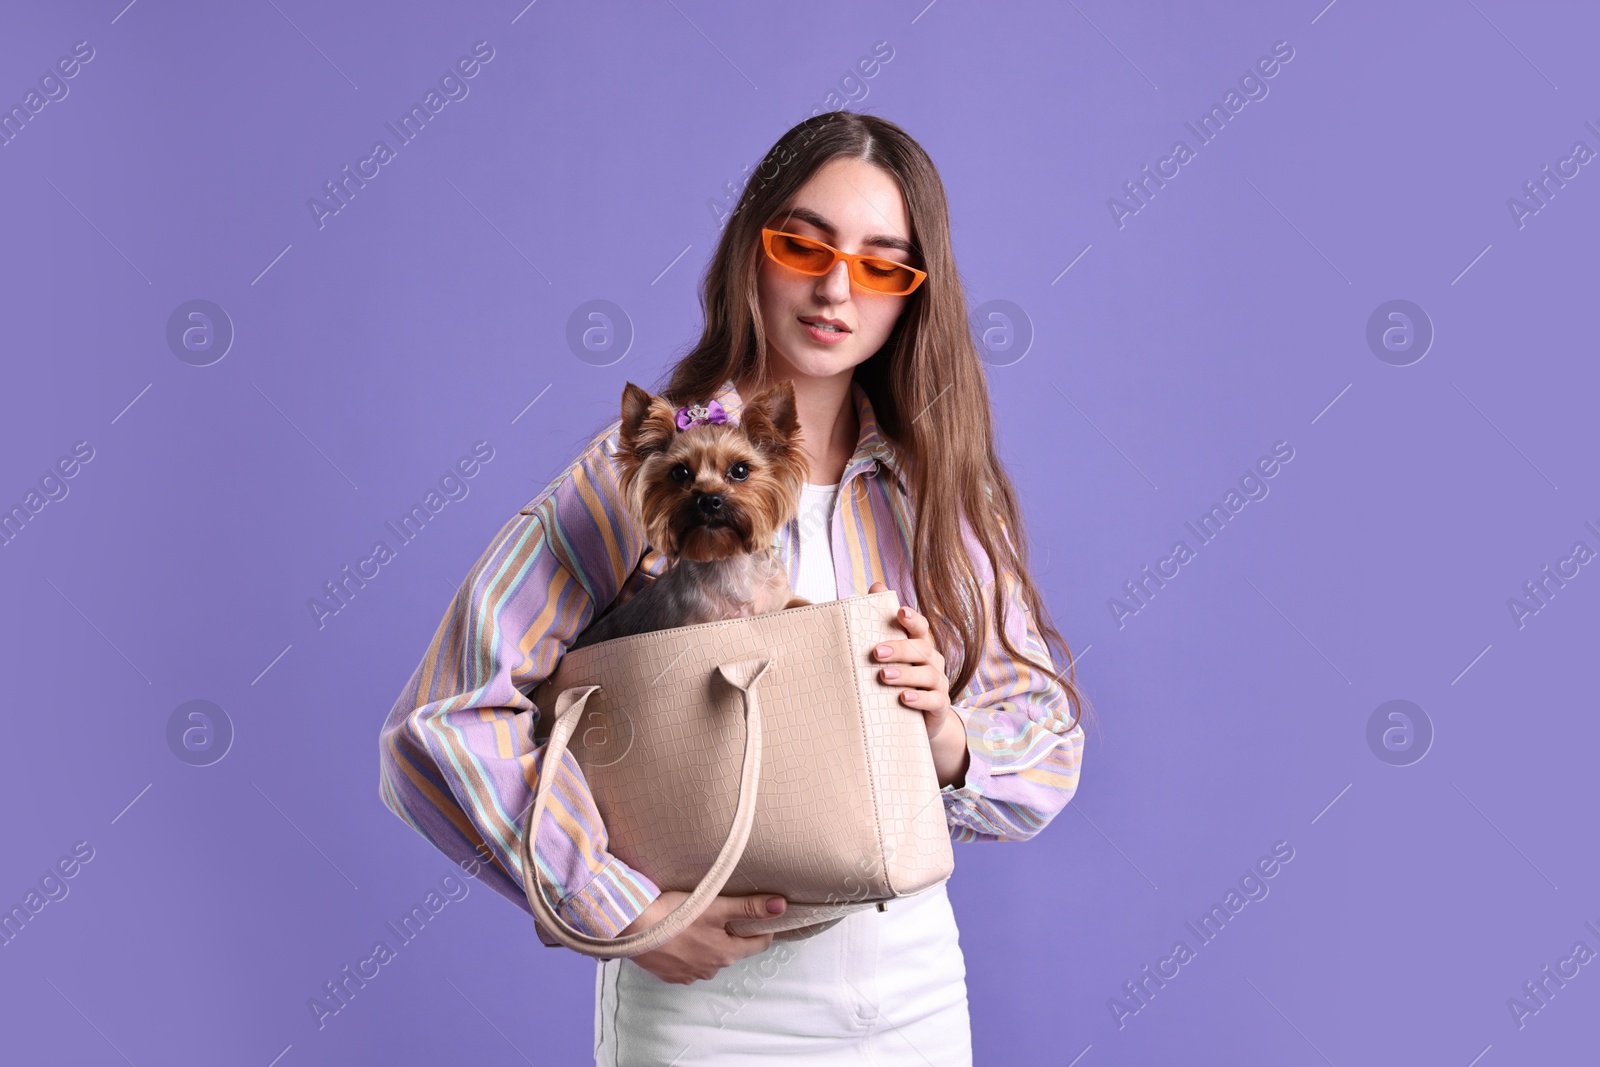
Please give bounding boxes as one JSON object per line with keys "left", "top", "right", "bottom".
{"left": 518, "top": 589, "right": 955, "bottom": 958}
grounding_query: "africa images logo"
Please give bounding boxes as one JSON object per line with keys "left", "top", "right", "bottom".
{"left": 306, "top": 42, "right": 496, "bottom": 230}
{"left": 1106, "top": 40, "right": 1296, "bottom": 229}
{"left": 1107, "top": 441, "right": 1295, "bottom": 629}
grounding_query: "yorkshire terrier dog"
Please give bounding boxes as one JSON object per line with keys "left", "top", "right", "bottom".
{"left": 568, "top": 379, "right": 812, "bottom": 651}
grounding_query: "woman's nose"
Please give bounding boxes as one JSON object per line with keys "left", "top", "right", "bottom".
{"left": 816, "top": 259, "right": 851, "bottom": 300}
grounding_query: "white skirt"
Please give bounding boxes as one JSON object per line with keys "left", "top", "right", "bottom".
{"left": 594, "top": 882, "right": 971, "bottom": 1066}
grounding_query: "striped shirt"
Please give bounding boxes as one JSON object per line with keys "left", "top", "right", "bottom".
{"left": 378, "top": 376, "right": 1085, "bottom": 946}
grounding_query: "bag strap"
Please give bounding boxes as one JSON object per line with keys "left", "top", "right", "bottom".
{"left": 519, "top": 657, "right": 771, "bottom": 957}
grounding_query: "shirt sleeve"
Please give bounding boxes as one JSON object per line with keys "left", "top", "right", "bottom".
{"left": 377, "top": 425, "right": 662, "bottom": 946}
{"left": 939, "top": 516, "right": 1086, "bottom": 843}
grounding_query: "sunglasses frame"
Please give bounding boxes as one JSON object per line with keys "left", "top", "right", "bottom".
{"left": 760, "top": 227, "right": 927, "bottom": 296}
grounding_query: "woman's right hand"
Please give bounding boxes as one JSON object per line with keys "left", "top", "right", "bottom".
{"left": 619, "top": 890, "right": 787, "bottom": 984}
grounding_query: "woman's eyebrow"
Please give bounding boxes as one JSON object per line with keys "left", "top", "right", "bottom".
{"left": 775, "top": 206, "right": 916, "bottom": 255}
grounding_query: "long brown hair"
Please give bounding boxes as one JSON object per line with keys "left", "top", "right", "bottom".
{"left": 655, "top": 111, "right": 1088, "bottom": 734}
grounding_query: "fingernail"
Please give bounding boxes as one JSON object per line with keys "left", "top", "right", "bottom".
{"left": 881, "top": 667, "right": 900, "bottom": 680}
{"left": 876, "top": 644, "right": 891, "bottom": 659}
{"left": 767, "top": 898, "right": 786, "bottom": 915}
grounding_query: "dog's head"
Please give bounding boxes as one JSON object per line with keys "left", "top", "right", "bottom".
{"left": 616, "top": 380, "right": 808, "bottom": 561}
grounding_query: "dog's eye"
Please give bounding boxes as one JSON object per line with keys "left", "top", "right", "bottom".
{"left": 727, "top": 462, "right": 750, "bottom": 482}
{"left": 670, "top": 464, "right": 692, "bottom": 484}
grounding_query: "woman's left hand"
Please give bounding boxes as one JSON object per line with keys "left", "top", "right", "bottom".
{"left": 867, "top": 581, "right": 969, "bottom": 789}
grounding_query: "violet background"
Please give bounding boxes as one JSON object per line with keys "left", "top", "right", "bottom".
{"left": 2, "top": 1, "right": 1596, "bottom": 1063}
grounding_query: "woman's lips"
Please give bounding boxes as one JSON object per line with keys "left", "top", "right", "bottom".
{"left": 800, "top": 317, "right": 850, "bottom": 344}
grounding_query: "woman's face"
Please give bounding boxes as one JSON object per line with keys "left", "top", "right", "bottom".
{"left": 756, "top": 157, "right": 917, "bottom": 380}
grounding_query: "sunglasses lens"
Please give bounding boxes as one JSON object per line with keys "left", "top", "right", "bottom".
{"left": 852, "top": 257, "right": 919, "bottom": 295}
{"left": 769, "top": 233, "right": 835, "bottom": 273}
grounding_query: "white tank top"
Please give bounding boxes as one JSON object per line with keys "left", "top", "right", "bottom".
{"left": 793, "top": 481, "right": 841, "bottom": 604}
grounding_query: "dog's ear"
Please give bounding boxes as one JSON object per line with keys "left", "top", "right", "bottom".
{"left": 619, "top": 382, "right": 677, "bottom": 460}
{"left": 742, "top": 379, "right": 801, "bottom": 455}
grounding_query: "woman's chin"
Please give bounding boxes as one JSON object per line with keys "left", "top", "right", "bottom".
{"left": 775, "top": 334, "right": 869, "bottom": 377}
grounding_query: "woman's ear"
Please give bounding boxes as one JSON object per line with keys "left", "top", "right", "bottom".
{"left": 619, "top": 382, "right": 677, "bottom": 459}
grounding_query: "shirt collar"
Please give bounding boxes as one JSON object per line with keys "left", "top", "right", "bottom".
{"left": 709, "top": 376, "right": 907, "bottom": 492}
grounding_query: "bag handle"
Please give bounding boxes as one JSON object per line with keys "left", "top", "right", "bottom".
{"left": 519, "top": 657, "right": 771, "bottom": 957}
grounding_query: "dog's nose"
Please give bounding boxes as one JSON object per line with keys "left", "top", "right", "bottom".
{"left": 697, "top": 493, "right": 723, "bottom": 514}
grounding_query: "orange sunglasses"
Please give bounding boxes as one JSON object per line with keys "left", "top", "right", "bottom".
{"left": 760, "top": 228, "right": 927, "bottom": 296}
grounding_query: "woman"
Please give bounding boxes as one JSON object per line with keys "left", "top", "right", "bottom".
{"left": 378, "top": 111, "right": 1088, "bottom": 1065}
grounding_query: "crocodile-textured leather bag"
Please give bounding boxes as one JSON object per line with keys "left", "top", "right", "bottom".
{"left": 518, "top": 589, "right": 955, "bottom": 958}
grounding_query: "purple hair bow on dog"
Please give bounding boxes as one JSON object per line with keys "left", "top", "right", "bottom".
{"left": 675, "top": 399, "right": 729, "bottom": 430}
